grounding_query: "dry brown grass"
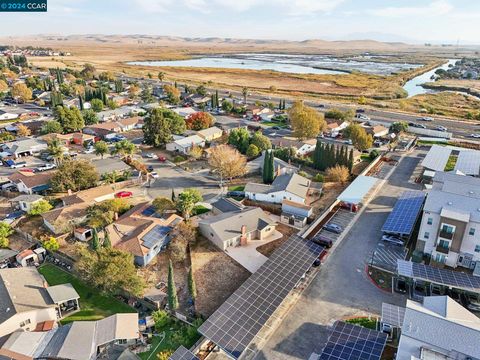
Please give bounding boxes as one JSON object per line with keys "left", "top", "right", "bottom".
{"left": 256, "top": 223, "right": 297, "bottom": 257}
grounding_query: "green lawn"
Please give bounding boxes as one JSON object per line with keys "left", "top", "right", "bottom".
{"left": 228, "top": 185, "right": 245, "bottom": 191}
{"left": 261, "top": 121, "right": 287, "bottom": 128}
{"left": 444, "top": 155, "right": 458, "bottom": 172}
{"left": 139, "top": 320, "right": 201, "bottom": 360}
{"left": 38, "top": 264, "right": 135, "bottom": 323}
{"left": 192, "top": 204, "right": 210, "bottom": 216}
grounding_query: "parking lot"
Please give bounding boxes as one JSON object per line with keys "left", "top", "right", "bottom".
{"left": 314, "top": 209, "right": 356, "bottom": 243}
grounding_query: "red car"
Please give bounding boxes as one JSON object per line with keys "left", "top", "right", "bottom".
{"left": 158, "top": 156, "right": 166, "bottom": 162}
{"left": 339, "top": 201, "right": 359, "bottom": 212}
{"left": 115, "top": 191, "right": 133, "bottom": 198}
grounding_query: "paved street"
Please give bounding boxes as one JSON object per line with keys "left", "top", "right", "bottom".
{"left": 255, "top": 149, "right": 425, "bottom": 360}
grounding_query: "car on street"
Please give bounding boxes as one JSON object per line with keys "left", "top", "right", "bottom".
{"left": 323, "top": 223, "right": 343, "bottom": 234}
{"left": 462, "top": 294, "right": 480, "bottom": 312}
{"left": 10, "top": 161, "right": 27, "bottom": 169}
{"left": 115, "top": 191, "right": 133, "bottom": 198}
{"left": 355, "top": 114, "right": 370, "bottom": 121}
{"left": 227, "top": 190, "right": 245, "bottom": 197}
{"left": 36, "top": 163, "right": 56, "bottom": 172}
{"left": 435, "top": 126, "right": 448, "bottom": 132}
{"left": 381, "top": 234, "right": 404, "bottom": 246}
{"left": 158, "top": 156, "right": 166, "bottom": 162}
{"left": 356, "top": 108, "right": 366, "bottom": 113}
{"left": 470, "top": 133, "right": 480, "bottom": 138}
{"left": 311, "top": 235, "right": 333, "bottom": 248}
{"left": 150, "top": 172, "right": 159, "bottom": 178}
{"left": 419, "top": 116, "right": 434, "bottom": 121}
{"left": 409, "top": 122, "right": 427, "bottom": 129}
{"left": 145, "top": 153, "right": 157, "bottom": 159}
{"left": 147, "top": 165, "right": 154, "bottom": 172}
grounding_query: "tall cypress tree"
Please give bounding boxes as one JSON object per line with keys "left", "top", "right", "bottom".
{"left": 188, "top": 267, "right": 197, "bottom": 302}
{"left": 348, "top": 148, "right": 354, "bottom": 173}
{"left": 215, "top": 90, "right": 219, "bottom": 108}
{"left": 167, "top": 260, "right": 178, "bottom": 311}
{"left": 342, "top": 146, "right": 348, "bottom": 166}
{"left": 171, "top": 188, "right": 176, "bottom": 202}
{"left": 91, "top": 228, "right": 99, "bottom": 251}
{"left": 79, "top": 95, "right": 84, "bottom": 111}
{"left": 263, "top": 150, "right": 275, "bottom": 184}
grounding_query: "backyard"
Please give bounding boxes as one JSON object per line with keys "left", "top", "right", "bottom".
{"left": 38, "top": 263, "right": 135, "bottom": 323}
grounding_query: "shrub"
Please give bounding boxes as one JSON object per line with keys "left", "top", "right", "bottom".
{"left": 369, "top": 149, "right": 379, "bottom": 160}
{"left": 313, "top": 173, "right": 324, "bottom": 183}
{"left": 173, "top": 155, "right": 186, "bottom": 163}
{"left": 297, "top": 170, "right": 309, "bottom": 178}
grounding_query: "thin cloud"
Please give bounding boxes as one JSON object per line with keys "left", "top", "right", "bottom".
{"left": 368, "top": 0, "right": 453, "bottom": 18}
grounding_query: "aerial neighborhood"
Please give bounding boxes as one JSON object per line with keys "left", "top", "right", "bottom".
{"left": 0, "top": 18, "right": 480, "bottom": 360}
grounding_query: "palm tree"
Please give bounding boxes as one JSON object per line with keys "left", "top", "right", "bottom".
{"left": 111, "top": 139, "right": 136, "bottom": 162}
{"left": 47, "top": 138, "right": 64, "bottom": 165}
{"left": 242, "top": 87, "right": 248, "bottom": 105}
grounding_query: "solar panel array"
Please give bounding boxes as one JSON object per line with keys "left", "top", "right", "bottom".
{"left": 381, "top": 191, "right": 426, "bottom": 235}
{"left": 142, "top": 225, "right": 172, "bottom": 249}
{"left": 319, "top": 321, "right": 387, "bottom": 360}
{"left": 168, "top": 346, "right": 199, "bottom": 360}
{"left": 381, "top": 303, "right": 406, "bottom": 328}
{"left": 198, "top": 235, "right": 323, "bottom": 359}
{"left": 397, "top": 260, "right": 480, "bottom": 292}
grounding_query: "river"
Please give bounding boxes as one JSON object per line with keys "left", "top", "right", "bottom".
{"left": 402, "top": 59, "right": 457, "bottom": 97}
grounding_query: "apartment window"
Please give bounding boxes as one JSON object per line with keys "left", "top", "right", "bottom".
{"left": 424, "top": 232, "right": 430, "bottom": 239}
{"left": 469, "top": 228, "right": 476, "bottom": 236}
{"left": 434, "top": 253, "right": 446, "bottom": 264}
{"left": 438, "top": 239, "right": 449, "bottom": 249}
{"left": 441, "top": 224, "right": 455, "bottom": 234}
{"left": 475, "top": 245, "right": 480, "bottom": 253}
{"left": 427, "top": 217, "right": 433, "bottom": 225}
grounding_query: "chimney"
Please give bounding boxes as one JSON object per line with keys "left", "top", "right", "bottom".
{"left": 240, "top": 225, "right": 247, "bottom": 246}
{"left": 276, "top": 164, "right": 281, "bottom": 177}
{"left": 67, "top": 189, "right": 72, "bottom": 196}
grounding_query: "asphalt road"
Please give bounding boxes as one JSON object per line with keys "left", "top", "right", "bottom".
{"left": 254, "top": 149, "right": 425, "bottom": 360}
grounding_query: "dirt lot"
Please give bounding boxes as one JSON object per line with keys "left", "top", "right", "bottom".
{"left": 256, "top": 223, "right": 297, "bottom": 257}
{"left": 190, "top": 236, "right": 250, "bottom": 317}
{"left": 309, "top": 182, "right": 348, "bottom": 215}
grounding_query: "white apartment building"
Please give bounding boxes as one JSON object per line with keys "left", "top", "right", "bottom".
{"left": 416, "top": 172, "right": 480, "bottom": 269}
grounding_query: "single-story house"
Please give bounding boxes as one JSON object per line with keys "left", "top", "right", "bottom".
{"left": 8, "top": 194, "right": 44, "bottom": 212}
{"left": 325, "top": 120, "right": 349, "bottom": 137}
{"left": 172, "top": 107, "right": 197, "bottom": 118}
{"left": 198, "top": 207, "right": 277, "bottom": 250}
{"left": 106, "top": 202, "right": 183, "bottom": 266}
{"left": 2, "top": 137, "right": 48, "bottom": 158}
{"left": 166, "top": 135, "right": 206, "bottom": 154}
{"left": 0, "top": 110, "right": 18, "bottom": 121}
{"left": 8, "top": 171, "right": 54, "bottom": 194}
{"left": 42, "top": 184, "right": 118, "bottom": 235}
{"left": 83, "top": 122, "right": 123, "bottom": 137}
{"left": 197, "top": 126, "right": 223, "bottom": 142}
{"left": 97, "top": 106, "right": 141, "bottom": 122}
{"left": 43, "top": 132, "right": 96, "bottom": 146}
{"left": 247, "top": 150, "right": 298, "bottom": 175}
{"left": 91, "top": 158, "right": 131, "bottom": 176}
{"left": 214, "top": 115, "right": 248, "bottom": 134}
{"left": 280, "top": 199, "right": 313, "bottom": 228}
{"left": 245, "top": 173, "right": 310, "bottom": 204}
{"left": 246, "top": 106, "right": 272, "bottom": 118}
{"left": 366, "top": 125, "right": 389, "bottom": 138}
{"left": 271, "top": 137, "right": 317, "bottom": 156}
{"left": 117, "top": 116, "right": 143, "bottom": 131}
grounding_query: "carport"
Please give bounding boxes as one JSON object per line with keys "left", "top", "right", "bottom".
{"left": 337, "top": 175, "right": 378, "bottom": 205}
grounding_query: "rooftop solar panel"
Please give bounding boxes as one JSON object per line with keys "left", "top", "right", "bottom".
{"left": 198, "top": 235, "right": 323, "bottom": 359}
{"left": 381, "top": 191, "right": 426, "bottom": 236}
{"left": 381, "top": 303, "right": 406, "bottom": 328}
{"left": 169, "top": 346, "right": 199, "bottom": 360}
{"left": 318, "top": 321, "right": 387, "bottom": 360}
{"left": 142, "top": 225, "right": 171, "bottom": 249}
{"left": 397, "top": 260, "right": 480, "bottom": 292}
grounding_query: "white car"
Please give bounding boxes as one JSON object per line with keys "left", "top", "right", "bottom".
{"left": 381, "top": 234, "right": 404, "bottom": 246}
{"left": 420, "top": 116, "right": 434, "bottom": 121}
{"left": 435, "top": 126, "right": 447, "bottom": 132}
{"left": 470, "top": 133, "right": 480, "bottom": 138}
{"left": 150, "top": 172, "right": 159, "bottom": 178}
{"left": 356, "top": 114, "right": 370, "bottom": 121}
{"left": 84, "top": 147, "right": 95, "bottom": 154}
{"left": 36, "top": 163, "right": 56, "bottom": 172}
{"left": 145, "top": 153, "right": 157, "bottom": 159}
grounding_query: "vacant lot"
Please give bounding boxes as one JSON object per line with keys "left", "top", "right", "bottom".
{"left": 310, "top": 182, "right": 347, "bottom": 215}
{"left": 190, "top": 236, "right": 250, "bottom": 317}
{"left": 39, "top": 264, "right": 135, "bottom": 323}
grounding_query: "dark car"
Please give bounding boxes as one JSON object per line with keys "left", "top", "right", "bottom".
{"left": 323, "top": 223, "right": 342, "bottom": 234}
{"left": 356, "top": 108, "right": 366, "bottom": 113}
{"left": 147, "top": 165, "right": 154, "bottom": 172}
{"left": 312, "top": 235, "right": 333, "bottom": 248}
{"left": 227, "top": 190, "right": 245, "bottom": 198}
{"left": 339, "top": 201, "right": 359, "bottom": 212}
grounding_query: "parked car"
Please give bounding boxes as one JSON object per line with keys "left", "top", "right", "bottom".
{"left": 36, "top": 163, "right": 56, "bottom": 172}
{"left": 147, "top": 165, "right": 154, "bottom": 172}
{"left": 158, "top": 156, "right": 166, "bottom": 162}
{"left": 339, "top": 202, "right": 359, "bottom": 212}
{"left": 356, "top": 108, "right": 366, "bottom": 113}
{"left": 381, "top": 234, "right": 404, "bottom": 246}
{"left": 323, "top": 223, "right": 343, "bottom": 234}
{"left": 311, "top": 235, "right": 333, "bottom": 248}
{"left": 115, "top": 191, "right": 133, "bottom": 198}
{"left": 470, "top": 133, "right": 480, "bottom": 138}
{"left": 355, "top": 114, "right": 370, "bottom": 121}
{"left": 10, "top": 161, "right": 27, "bottom": 169}
{"left": 435, "top": 126, "right": 448, "bottom": 132}
{"left": 145, "top": 153, "right": 156, "bottom": 159}
{"left": 84, "top": 147, "right": 95, "bottom": 154}
{"left": 420, "top": 116, "right": 434, "bottom": 121}
{"left": 150, "top": 172, "right": 159, "bottom": 179}
{"left": 227, "top": 190, "right": 245, "bottom": 197}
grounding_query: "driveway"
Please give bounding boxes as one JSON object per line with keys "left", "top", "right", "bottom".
{"left": 255, "top": 149, "right": 426, "bottom": 360}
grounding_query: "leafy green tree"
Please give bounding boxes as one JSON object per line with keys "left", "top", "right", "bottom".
{"left": 263, "top": 150, "right": 275, "bottom": 184}
{"left": 90, "top": 98, "right": 104, "bottom": 112}
{"left": 82, "top": 109, "right": 98, "bottom": 125}
{"left": 42, "top": 236, "right": 60, "bottom": 252}
{"left": 164, "top": 84, "right": 180, "bottom": 104}
{"left": 153, "top": 197, "right": 175, "bottom": 214}
{"left": 288, "top": 101, "right": 326, "bottom": 140}
{"left": 91, "top": 228, "right": 99, "bottom": 250}
{"left": 176, "top": 188, "right": 202, "bottom": 220}
{"left": 47, "top": 138, "right": 64, "bottom": 165}
{"left": 76, "top": 246, "right": 146, "bottom": 297}
{"left": 250, "top": 131, "right": 271, "bottom": 152}
{"left": 344, "top": 123, "right": 373, "bottom": 151}
{"left": 157, "top": 72, "right": 165, "bottom": 82}
{"left": 54, "top": 105, "right": 85, "bottom": 133}
{"left": 0, "top": 222, "right": 13, "bottom": 248}
{"left": 167, "top": 260, "right": 178, "bottom": 310}
{"left": 188, "top": 267, "right": 197, "bottom": 301}
{"left": 143, "top": 108, "right": 186, "bottom": 147}
{"left": 390, "top": 121, "right": 409, "bottom": 134}
{"left": 325, "top": 108, "right": 354, "bottom": 121}
{"left": 112, "top": 139, "right": 136, "bottom": 160}
{"left": 221, "top": 99, "right": 233, "bottom": 112}
{"left": 228, "top": 128, "right": 250, "bottom": 154}
{"left": 246, "top": 144, "right": 260, "bottom": 158}
{"left": 103, "top": 229, "right": 111, "bottom": 248}
{"left": 152, "top": 310, "right": 171, "bottom": 330}
{"left": 94, "top": 140, "right": 109, "bottom": 158}
{"left": 28, "top": 199, "right": 52, "bottom": 215}
{"left": 50, "top": 159, "right": 99, "bottom": 192}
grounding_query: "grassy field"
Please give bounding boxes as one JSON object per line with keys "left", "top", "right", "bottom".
{"left": 192, "top": 204, "right": 210, "bottom": 216}
{"left": 38, "top": 264, "right": 135, "bottom": 323}
{"left": 228, "top": 185, "right": 245, "bottom": 191}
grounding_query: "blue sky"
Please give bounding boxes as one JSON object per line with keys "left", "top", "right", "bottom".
{"left": 1, "top": 0, "right": 479, "bottom": 44}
